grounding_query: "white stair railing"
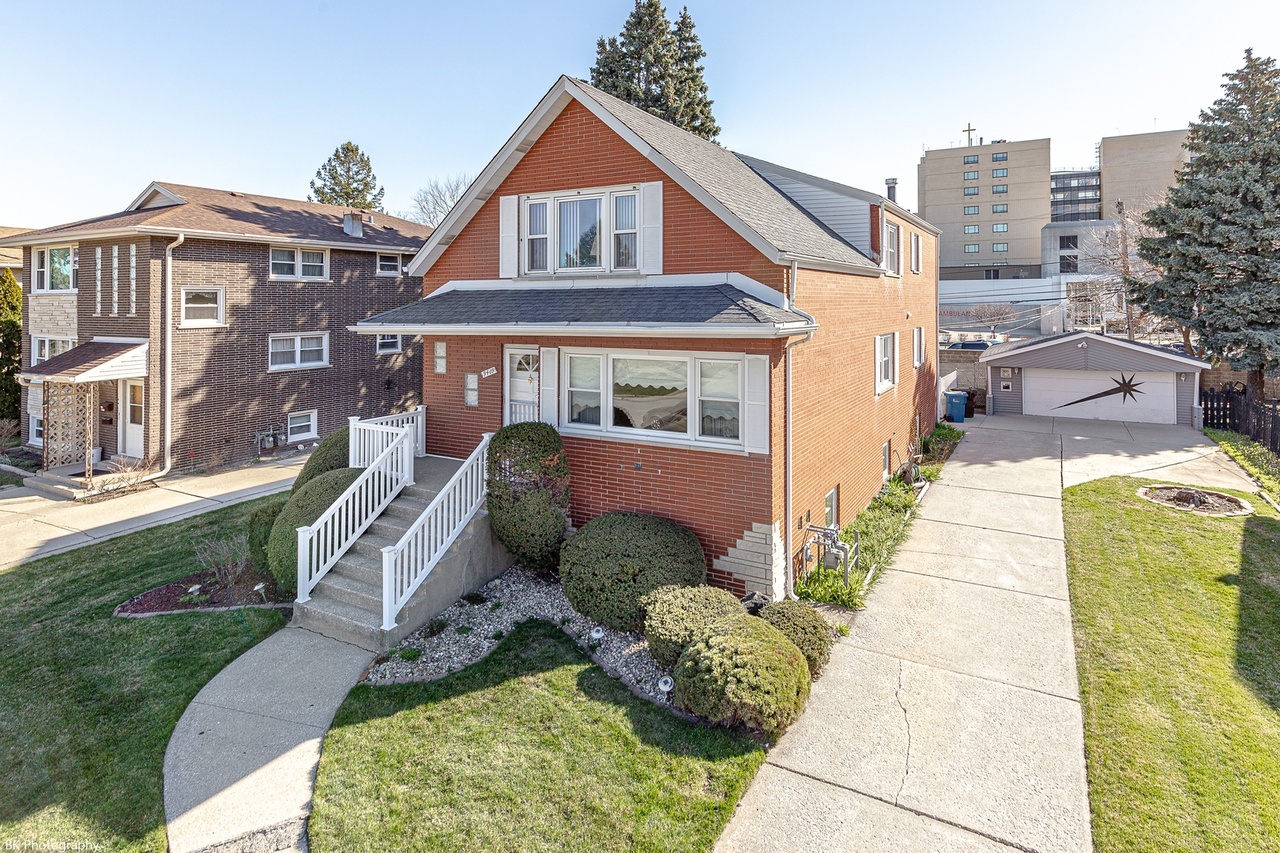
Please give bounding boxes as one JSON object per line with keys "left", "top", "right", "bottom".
{"left": 380, "top": 433, "right": 492, "bottom": 631}
{"left": 350, "top": 405, "right": 427, "bottom": 464}
{"left": 297, "top": 423, "right": 415, "bottom": 602}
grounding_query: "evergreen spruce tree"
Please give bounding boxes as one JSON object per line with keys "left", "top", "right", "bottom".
{"left": 1135, "top": 49, "right": 1280, "bottom": 398}
{"left": 308, "top": 142, "right": 386, "bottom": 211}
{"left": 0, "top": 268, "right": 19, "bottom": 420}
{"left": 0, "top": 268, "right": 20, "bottom": 322}
{"left": 589, "top": 1, "right": 719, "bottom": 141}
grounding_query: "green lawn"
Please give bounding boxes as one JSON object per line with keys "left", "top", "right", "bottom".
{"left": 0, "top": 499, "right": 283, "bottom": 851}
{"left": 310, "top": 619, "right": 764, "bottom": 853}
{"left": 1064, "top": 476, "right": 1280, "bottom": 852}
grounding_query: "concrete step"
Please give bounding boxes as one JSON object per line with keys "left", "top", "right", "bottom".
{"left": 351, "top": 531, "right": 401, "bottom": 559}
{"left": 403, "top": 482, "right": 443, "bottom": 502}
{"left": 315, "top": 570, "right": 381, "bottom": 611}
{"left": 383, "top": 495, "right": 432, "bottom": 522}
{"left": 21, "top": 476, "right": 78, "bottom": 501}
{"left": 292, "top": 595, "right": 382, "bottom": 651}
{"left": 368, "top": 516, "right": 413, "bottom": 540}
{"left": 331, "top": 551, "right": 382, "bottom": 586}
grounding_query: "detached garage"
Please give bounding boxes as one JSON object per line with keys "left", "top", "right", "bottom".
{"left": 980, "top": 332, "right": 1208, "bottom": 427}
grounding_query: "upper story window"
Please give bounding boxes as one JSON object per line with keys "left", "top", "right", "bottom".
{"left": 963, "top": 170, "right": 979, "bottom": 181}
{"left": 32, "top": 337, "right": 74, "bottom": 366}
{"left": 883, "top": 222, "right": 900, "bottom": 275}
{"left": 963, "top": 187, "right": 980, "bottom": 196}
{"left": 992, "top": 184, "right": 1009, "bottom": 194}
{"left": 992, "top": 223, "right": 1009, "bottom": 233}
{"left": 910, "top": 232, "right": 922, "bottom": 273}
{"left": 993, "top": 203, "right": 1008, "bottom": 213}
{"left": 874, "top": 332, "right": 897, "bottom": 394}
{"left": 522, "top": 186, "right": 641, "bottom": 275}
{"left": 964, "top": 206, "right": 980, "bottom": 215}
{"left": 964, "top": 224, "right": 980, "bottom": 234}
{"left": 269, "top": 332, "right": 329, "bottom": 371}
{"left": 270, "top": 247, "right": 328, "bottom": 281}
{"left": 181, "top": 288, "right": 225, "bottom": 327}
{"left": 963, "top": 154, "right": 979, "bottom": 165}
{"left": 993, "top": 242, "right": 1009, "bottom": 252}
{"left": 34, "top": 246, "right": 78, "bottom": 292}
{"left": 992, "top": 152, "right": 1008, "bottom": 161}
{"left": 992, "top": 168, "right": 1008, "bottom": 178}
{"left": 377, "top": 254, "right": 402, "bottom": 276}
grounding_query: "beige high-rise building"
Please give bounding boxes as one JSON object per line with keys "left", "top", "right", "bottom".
{"left": 917, "top": 138, "right": 1050, "bottom": 277}
{"left": 1099, "top": 128, "right": 1189, "bottom": 216}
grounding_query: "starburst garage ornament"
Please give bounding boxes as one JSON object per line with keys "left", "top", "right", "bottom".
{"left": 1053, "top": 373, "right": 1144, "bottom": 410}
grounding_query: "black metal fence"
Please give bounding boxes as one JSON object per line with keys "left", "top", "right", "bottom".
{"left": 1201, "top": 386, "right": 1280, "bottom": 454}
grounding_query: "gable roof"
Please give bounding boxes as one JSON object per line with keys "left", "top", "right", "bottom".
{"left": 980, "top": 331, "right": 1209, "bottom": 369}
{"left": 0, "top": 183, "right": 433, "bottom": 253}
{"left": 406, "top": 76, "right": 884, "bottom": 278}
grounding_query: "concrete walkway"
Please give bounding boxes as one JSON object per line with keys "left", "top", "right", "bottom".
{"left": 717, "top": 417, "right": 1252, "bottom": 853}
{"left": 164, "top": 626, "right": 372, "bottom": 853}
{"left": 0, "top": 455, "right": 305, "bottom": 570}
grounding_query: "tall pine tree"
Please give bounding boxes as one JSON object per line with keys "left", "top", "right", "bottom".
{"left": 1135, "top": 49, "right": 1280, "bottom": 398}
{"left": 590, "top": 1, "right": 719, "bottom": 141}
{"left": 308, "top": 142, "right": 386, "bottom": 211}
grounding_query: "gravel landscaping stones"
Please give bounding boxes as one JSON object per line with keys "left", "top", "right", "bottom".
{"left": 363, "top": 567, "right": 674, "bottom": 705}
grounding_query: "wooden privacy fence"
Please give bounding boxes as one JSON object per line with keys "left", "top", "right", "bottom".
{"left": 1201, "top": 387, "right": 1280, "bottom": 454}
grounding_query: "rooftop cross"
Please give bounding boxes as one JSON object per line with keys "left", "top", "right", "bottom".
{"left": 963, "top": 123, "right": 977, "bottom": 146}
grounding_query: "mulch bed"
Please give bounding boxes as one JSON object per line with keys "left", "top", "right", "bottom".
{"left": 114, "top": 568, "right": 291, "bottom": 616}
{"left": 1139, "top": 485, "right": 1254, "bottom": 517}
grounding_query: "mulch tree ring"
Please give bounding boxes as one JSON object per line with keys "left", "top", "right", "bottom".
{"left": 1138, "top": 485, "right": 1255, "bottom": 518}
{"left": 114, "top": 568, "right": 292, "bottom": 617}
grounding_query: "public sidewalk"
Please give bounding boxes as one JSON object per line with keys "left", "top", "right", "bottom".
{"left": 0, "top": 455, "right": 305, "bottom": 570}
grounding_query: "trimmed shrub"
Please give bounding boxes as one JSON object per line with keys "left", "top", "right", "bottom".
{"left": 267, "top": 467, "right": 362, "bottom": 591}
{"left": 759, "top": 600, "right": 838, "bottom": 676}
{"left": 247, "top": 495, "right": 288, "bottom": 576}
{"left": 486, "top": 422, "right": 570, "bottom": 573}
{"left": 673, "top": 613, "right": 811, "bottom": 735}
{"left": 642, "top": 585, "right": 746, "bottom": 668}
{"left": 559, "top": 512, "right": 706, "bottom": 632}
{"left": 292, "top": 426, "right": 350, "bottom": 493}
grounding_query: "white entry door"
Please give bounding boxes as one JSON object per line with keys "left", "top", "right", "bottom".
{"left": 505, "top": 347, "right": 540, "bottom": 425}
{"left": 122, "top": 380, "right": 145, "bottom": 458}
{"left": 1022, "top": 368, "right": 1177, "bottom": 424}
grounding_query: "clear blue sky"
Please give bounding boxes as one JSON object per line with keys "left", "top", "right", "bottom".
{"left": 5, "top": 0, "right": 1277, "bottom": 228}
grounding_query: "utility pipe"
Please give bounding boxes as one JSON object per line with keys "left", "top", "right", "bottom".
{"left": 782, "top": 258, "right": 816, "bottom": 601}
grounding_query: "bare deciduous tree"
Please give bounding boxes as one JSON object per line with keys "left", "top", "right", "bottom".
{"left": 968, "top": 303, "right": 1016, "bottom": 330}
{"left": 402, "top": 174, "right": 473, "bottom": 227}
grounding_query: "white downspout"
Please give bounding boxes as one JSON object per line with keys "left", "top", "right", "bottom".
{"left": 141, "top": 233, "right": 184, "bottom": 482}
{"left": 783, "top": 258, "right": 814, "bottom": 600}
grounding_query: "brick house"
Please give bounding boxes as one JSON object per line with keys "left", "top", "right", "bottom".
{"left": 0, "top": 184, "right": 431, "bottom": 483}
{"left": 356, "top": 76, "right": 940, "bottom": 600}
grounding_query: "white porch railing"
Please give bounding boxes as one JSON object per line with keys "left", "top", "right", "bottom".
{"left": 380, "top": 433, "right": 492, "bottom": 631}
{"left": 297, "top": 423, "right": 415, "bottom": 602}
{"left": 350, "top": 405, "right": 427, "bottom": 464}
{"left": 507, "top": 400, "right": 538, "bottom": 425}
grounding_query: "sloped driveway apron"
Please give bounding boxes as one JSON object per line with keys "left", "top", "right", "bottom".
{"left": 718, "top": 422, "right": 1092, "bottom": 853}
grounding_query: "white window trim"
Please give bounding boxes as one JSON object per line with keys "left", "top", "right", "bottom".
{"left": 32, "top": 337, "right": 75, "bottom": 367}
{"left": 29, "top": 414, "right": 44, "bottom": 446}
{"left": 32, "top": 245, "right": 78, "bottom": 293}
{"left": 520, "top": 184, "right": 642, "bottom": 276}
{"left": 913, "top": 326, "right": 925, "bottom": 368}
{"left": 824, "top": 487, "right": 839, "bottom": 528}
{"left": 268, "top": 332, "right": 330, "bottom": 372}
{"left": 376, "top": 253, "right": 402, "bottom": 276}
{"left": 558, "top": 346, "right": 748, "bottom": 452}
{"left": 875, "top": 332, "right": 898, "bottom": 395}
{"left": 286, "top": 409, "right": 318, "bottom": 442}
{"left": 269, "top": 246, "right": 329, "bottom": 282}
{"left": 375, "top": 333, "right": 402, "bottom": 354}
{"left": 910, "top": 232, "right": 922, "bottom": 273}
{"left": 179, "top": 287, "right": 226, "bottom": 328}
{"left": 882, "top": 441, "right": 892, "bottom": 481}
{"left": 883, "top": 222, "right": 901, "bottom": 276}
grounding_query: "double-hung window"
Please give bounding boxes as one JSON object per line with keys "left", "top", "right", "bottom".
{"left": 884, "top": 222, "right": 900, "bottom": 275}
{"left": 269, "top": 332, "right": 329, "bottom": 370}
{"left": 270, "top": 247, "right": 328, "bottom": 280}
{"left": 376, "top": 254, "right": 401, "bottom": 275}
{"left": 522, "top": 186, "right": 640, "bottom": 274}
{"left": 875, "top": 333, "right": 897, "bottom": 394}
{"left": 32, "top": 337, "right": 74, "bottom": 366}
{"left": 913, "top": 326, "right": 925, "bottom": 367}
{"left": 181, "top": 288, "right": 225, "bottom": 326}
{"left": 286, "top": 410, "right": 318, "bottom": 442}
{"left": 910, "top": 232, "right": 922, "bottom": 273}
{"left": 562, "top": 349, "right": 746, "bottom": 448}
{"left": 33, "top": 246, "right": 77, "bottom": 292}
{"left": 376, "top": 334, "right": 402, "bottom": 354}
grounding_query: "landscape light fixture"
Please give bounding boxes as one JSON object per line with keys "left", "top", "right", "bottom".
{"left": 590, "top": 627, "right": 605, "bottom": 641}
{"left": 658, "top": 676, "right": 674, "bottom": 693}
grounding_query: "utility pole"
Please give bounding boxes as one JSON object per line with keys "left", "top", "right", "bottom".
{"left": 1117, "top": 200, "right": 1135, "bottom": 341}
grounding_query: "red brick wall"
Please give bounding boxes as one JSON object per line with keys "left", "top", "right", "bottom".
{"left": 421, "top": 100, "right": 786, "bottom": 295}
{"left": 421, "top": 333, "right": 778, "bottom": 574}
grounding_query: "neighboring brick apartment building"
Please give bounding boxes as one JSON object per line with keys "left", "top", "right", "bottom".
{"left": 0, "top": 183, "right": 431, "bottom": 477}
{"left": 356, "top": 76, "right": 940, "bottom": 599}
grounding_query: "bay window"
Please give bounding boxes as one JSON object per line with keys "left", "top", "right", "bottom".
{"left": 522, "top": 186, "right": 641, "bottom": 274}
{"left": 34, "top": 246, "right": 77, "bottom": 292}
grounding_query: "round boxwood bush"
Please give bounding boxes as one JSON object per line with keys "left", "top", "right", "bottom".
{"left": 267, "top": 467, "right": 362, "bottom": 591}
{"left": 674, "top": 613, "right": 811, "bottom": 735}
{"left": 759, "top": 600, "right": 838, "bottom": 676}
{"left": 247, "top": 494, "right": 288, "bottom": 576}
{"left": 486, "top": 422, "right": 570, "bottom": 573}
{"left": 559, "top": 512, "right": 706, "bottom": 632}
{"left": 292, "top": 426, "right": 349, "bottom": 493}
{"left": 642, "top": 585, "right": 746, "bottom": 668}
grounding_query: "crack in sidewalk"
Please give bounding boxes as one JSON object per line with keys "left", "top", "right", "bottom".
{"left": 894, "top": 659, "right": 912, "bottom": 806}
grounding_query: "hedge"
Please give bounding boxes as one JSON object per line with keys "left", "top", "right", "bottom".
{"left": 293, "top": 426, "right": 350, "bottom": 493}
{"left": 642, "top": 585, "right": 746, "bottom": 668}
{"left": 267, "top": 467, "right": 362, "bottom": 591}
{"left": 758, "top": 600, "right": 838, "bottom": 676}
{"left": 247, "top": 495, "right": 289, "bottom": 577}
{"left": 486, "top": 422, "right": 571, "bottom": 573}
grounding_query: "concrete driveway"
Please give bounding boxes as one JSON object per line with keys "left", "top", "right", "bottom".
{"left": 717, "top": 416, "right": 1254, "bottom": 852}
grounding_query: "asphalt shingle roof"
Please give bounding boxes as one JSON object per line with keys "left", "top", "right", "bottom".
{"left": 20, "top": 341, "right": 143, "bottom": 381}
{"left": 4, "top": 184, "right": 433, "bottom": 250}
{"left": 568, "top": 79, "right": 879, "bottom": 271}
{"left": 361, "top": 284, "right": 811, "bottom": 330}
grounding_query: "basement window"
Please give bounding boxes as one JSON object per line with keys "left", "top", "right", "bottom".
{"left": 287, "top": 410, "right": 318, "bottom": 442}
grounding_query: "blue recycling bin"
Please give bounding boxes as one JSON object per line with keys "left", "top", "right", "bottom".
{"left": 945, "top": 391, "right": 968, "bottom": 423}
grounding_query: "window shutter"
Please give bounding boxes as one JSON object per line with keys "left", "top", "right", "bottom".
{"left": 893, "top": 332, "right": 900, "bottom": 385}
{"left": 498, "top": 195, "right": 518, "bottom": 279}
{"left": 640, "top": 181, "right": 663, "bottom": 275}
{"left": 744, "top": 355, "right": 769, "bottom": 454}
{"left": 539, "top": 347, "right": 559, "bottom": 427}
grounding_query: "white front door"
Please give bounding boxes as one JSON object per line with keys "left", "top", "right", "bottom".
{"left": 122, "top": 380, "right": 145, "bottom": 458}
{"left": 505, "top": 347, "right": 540, "bottom": 425}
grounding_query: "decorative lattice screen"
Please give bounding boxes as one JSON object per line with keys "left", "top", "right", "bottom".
{"left": 42, "top": 382, "right": 97, "bottom": 474}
